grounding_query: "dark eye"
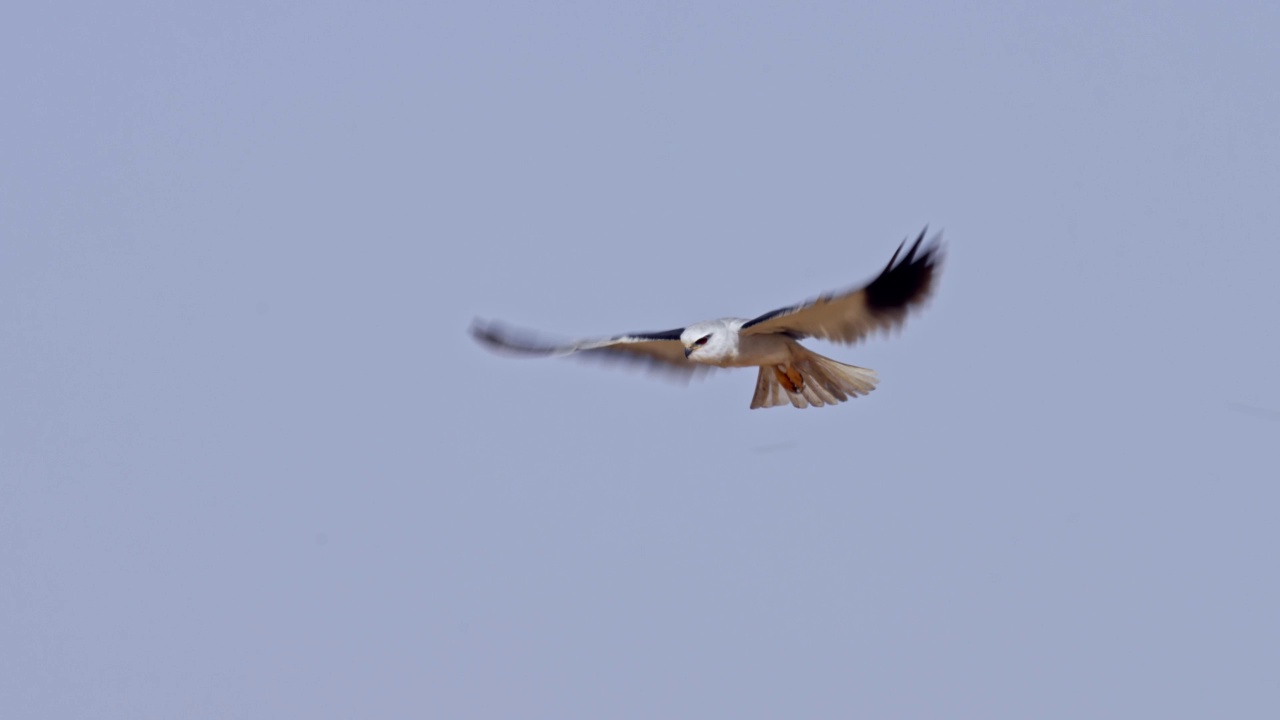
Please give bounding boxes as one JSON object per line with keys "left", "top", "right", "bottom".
{"left": 694, "top": 335, "right": 711, "bottom": 347}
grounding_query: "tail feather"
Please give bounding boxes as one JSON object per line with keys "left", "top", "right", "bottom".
{"left": 750, "top": 350, "right": 878, "bottom": 409}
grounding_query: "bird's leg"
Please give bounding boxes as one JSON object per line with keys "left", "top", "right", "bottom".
{"left": 773, "top": 365, "right": 805, "bottom": 393}
{"left": 785, "top": 365, "right": 805, "bottom": 393}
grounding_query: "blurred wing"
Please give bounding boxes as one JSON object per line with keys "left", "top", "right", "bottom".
{"left": 740, "top": 229, "right": 943, "bottom": 344}
{"left": 470, "top": 319, "right": 708, "bottom": 378}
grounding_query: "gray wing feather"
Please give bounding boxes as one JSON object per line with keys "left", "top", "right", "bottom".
{"left": 740, "top": 229, "right": 943, "bottom": 344}
{"left": 470, "top": 319, "right": 707, "bottom": 377}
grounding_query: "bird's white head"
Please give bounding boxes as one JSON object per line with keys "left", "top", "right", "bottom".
{"left": 681, "top": 320, "right": 736, "bottom": 364}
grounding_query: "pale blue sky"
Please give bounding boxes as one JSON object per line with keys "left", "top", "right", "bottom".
{"left": 4, "top": 2, "right": 1279, "bottom": 718}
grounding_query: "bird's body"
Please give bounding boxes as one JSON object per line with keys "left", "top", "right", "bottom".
{"left": 472, "top": 230, "right": 943, "bottom": 409}
{"left": 680, "top": 319, "right": 793, "bottom": 367}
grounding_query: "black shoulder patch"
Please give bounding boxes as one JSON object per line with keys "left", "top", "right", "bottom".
{"left": 740, "top": 308, "right": 790, "bottom": 330}
{"left": 620, "top": 327, "right": 685, "bottom": 342}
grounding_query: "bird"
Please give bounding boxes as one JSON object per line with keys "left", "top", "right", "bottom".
{"left": 471, "top": 229, "right": 943, "bottom": 409}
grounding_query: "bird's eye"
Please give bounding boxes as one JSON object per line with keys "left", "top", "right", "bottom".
{"left": 694, "top": 335, "right": 711, "bottom": 346}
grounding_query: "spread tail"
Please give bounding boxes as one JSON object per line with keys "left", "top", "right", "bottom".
{"left": 750, "top": 349, "right": 878, "bottom": 409}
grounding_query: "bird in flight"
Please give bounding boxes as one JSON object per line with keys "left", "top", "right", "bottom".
{"left": 471, "top": 229, "right": 943, "bottom": 409}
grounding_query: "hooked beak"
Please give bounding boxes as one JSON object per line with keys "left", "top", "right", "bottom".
{"left": 684, "top": 347, "right": 693, "bottom": 358}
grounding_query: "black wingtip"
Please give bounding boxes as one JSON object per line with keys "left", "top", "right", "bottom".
{"left": 865, "top": 227, "right": 943, "bottom": 311}
{"left": 469, "top": 318, "right": 559, "bottom": 357}
{"left": 469, "top": 318, "right": 503, "bottom": 348}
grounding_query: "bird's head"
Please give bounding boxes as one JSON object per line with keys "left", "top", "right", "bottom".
{"left": 680, "top": 322, "right": 731, "bottom": 363}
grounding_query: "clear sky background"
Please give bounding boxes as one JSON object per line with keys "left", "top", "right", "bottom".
{"left": 4, "top": 2, "right": 1279, "bottom": 718}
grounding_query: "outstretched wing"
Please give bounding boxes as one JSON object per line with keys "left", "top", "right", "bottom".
{"left": 740, "top": 229, "right": 943, "bottom": 344}
{"left": 470, "top": 319, "right": 707, "bottom": 377}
